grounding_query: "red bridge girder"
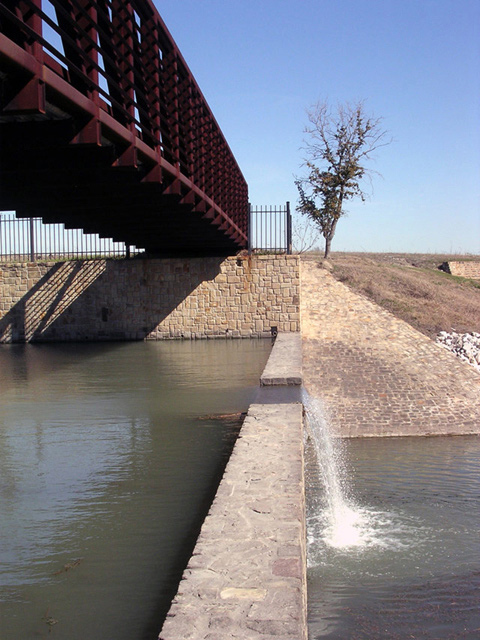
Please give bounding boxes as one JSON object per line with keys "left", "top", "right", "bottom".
{"left": 0, "top": 0, "right": 248, "bottom": 255}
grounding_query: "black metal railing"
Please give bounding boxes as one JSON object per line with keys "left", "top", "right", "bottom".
{"left": 1, "top": 205, "right": 294, "bottom": 261}
{"left": 249, "top": 203, "right": 292, "bottom": 254}
{"left": 0, "top": 212, "right": 141, "bottom": 262}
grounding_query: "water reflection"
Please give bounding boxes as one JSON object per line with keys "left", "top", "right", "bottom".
{"left": 0, "top": 340, "right": 271, "bottom": 639}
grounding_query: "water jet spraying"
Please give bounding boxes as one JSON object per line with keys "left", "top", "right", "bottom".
{"left": 302, "top": 390, "right": 387, "bottom": 552}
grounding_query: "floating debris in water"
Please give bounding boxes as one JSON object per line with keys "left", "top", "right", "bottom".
{"left": 42, "top": 609, "right": 58, "bottom": 632}
{"left": 53, "top": 558, "right": 83, "bottom": 576}
{"left": 199, "top": 412, "right": 246, "bottom": 420}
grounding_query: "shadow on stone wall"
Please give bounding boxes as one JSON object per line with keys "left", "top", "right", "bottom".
{"left": 1, "top": 261, "right": 108, "bottom": 342}
{"left": 0, "top": 258, "right": 224, "bottom": 342}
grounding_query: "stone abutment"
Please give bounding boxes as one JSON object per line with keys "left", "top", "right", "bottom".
{"left": 0, "top": 255, "right": 300, "bottom": 343}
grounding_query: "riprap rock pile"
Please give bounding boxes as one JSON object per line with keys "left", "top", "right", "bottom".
{"left": 436, "top": 332, "right": 480, "bottom": 372}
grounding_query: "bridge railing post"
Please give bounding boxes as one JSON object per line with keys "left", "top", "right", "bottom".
{"left": 248, "top": 203, "right": 253, "bottom": 255}
{"left": 29, "top": 217, "right": 35, "bottom": 262}
{"left": 286, "top": 201, "right": 292, "bottom": 255}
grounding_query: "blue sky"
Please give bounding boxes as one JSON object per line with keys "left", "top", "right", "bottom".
{"left": 156, "top": 0, "right": 480, "bottom": 254}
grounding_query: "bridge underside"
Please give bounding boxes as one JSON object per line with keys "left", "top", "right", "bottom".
{"left": 0, "top": 0, "right": 249, "bottom": 256}
{"left": 0, "top": 118, "right": 242, "bottom": 257}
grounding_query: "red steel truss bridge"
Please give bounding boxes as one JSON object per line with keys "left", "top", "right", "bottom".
{"left": 0, "top": 0, "right": 248, "bottom": 255}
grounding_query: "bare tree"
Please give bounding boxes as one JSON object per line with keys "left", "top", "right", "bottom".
{"left": 292, "top": 213, "right": 320, "bottom": 253}
{"left": 295, "top": 100, "right": 391, "bottom": 258}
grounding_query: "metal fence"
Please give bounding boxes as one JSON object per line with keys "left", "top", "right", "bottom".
{"left": 249, "top": 203, "right": 292, "bottom": 254}
{"left": 0, "top": 205, "right": 292, "bottom": 262}
{"left": 0, "top": 213, "right": 141, "bottom": 262}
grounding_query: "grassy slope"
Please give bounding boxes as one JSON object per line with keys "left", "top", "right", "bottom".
{"left": 322, "top": 252, "right": 480, "bottom": 339}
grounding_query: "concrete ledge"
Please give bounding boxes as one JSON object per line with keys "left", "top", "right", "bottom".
{"left": 260, "top": 334, "right": 303, "bottom": 386}
{"left": 159, "top": 403, "right": 307, "bottom": 640}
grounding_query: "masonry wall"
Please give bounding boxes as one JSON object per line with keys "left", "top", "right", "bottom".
{"left": 0, "top": 255, "right": 300, "bottom": 343}
{"left": 445, "top": 261, "right": 480, "bottom": 280}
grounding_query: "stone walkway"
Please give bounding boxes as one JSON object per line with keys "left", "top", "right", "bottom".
{"left": 159, "top": 403, "right": 306, "bottom": 640}
{"left": 301, "top": 259, "right": 480, "bottom": 437}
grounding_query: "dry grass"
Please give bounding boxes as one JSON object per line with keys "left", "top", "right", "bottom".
{"left": 322, "top": 252, "right": 480, "bottom": 338}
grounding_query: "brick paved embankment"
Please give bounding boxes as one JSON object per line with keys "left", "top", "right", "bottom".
{"left": 301, "top": 259, "right": 480, "bottom": 437}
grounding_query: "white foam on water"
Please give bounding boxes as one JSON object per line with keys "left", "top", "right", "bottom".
{"left": 315, "top": 503, "right": 414, "bottom": 552}
{"left": 325, "top": 502, "right": 371, "bottom": 549}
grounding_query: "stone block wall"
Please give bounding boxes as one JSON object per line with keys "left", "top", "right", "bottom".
{"left": 445, "top": 261, "right": 480, "bottom": 280}
{"left": 0, "top": 262, "right": 53, "bottom": 342}
{"left": 0, "top": 255, "right": 300, "bottom": 342}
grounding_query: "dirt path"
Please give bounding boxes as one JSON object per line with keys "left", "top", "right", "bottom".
{"left": 301, "top": 259, "right": 480, "bottom": 437}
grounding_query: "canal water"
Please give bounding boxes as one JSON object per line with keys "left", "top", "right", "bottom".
{"left": 306, "top": 428, "right": 480, "bottom": 639}
{"left": 0, "top": 340, "right": 271, "bottom": 640}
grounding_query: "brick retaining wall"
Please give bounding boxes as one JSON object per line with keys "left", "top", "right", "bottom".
{"left": 445, "top": 261, "right": 480, "bottom": 279}
{"left": 0, "top": 255, "right": 300, "bottom": 343}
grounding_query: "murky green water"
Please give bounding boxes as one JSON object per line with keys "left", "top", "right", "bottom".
{"left": 0, "top": 340, "right": 271, "bottom": 640}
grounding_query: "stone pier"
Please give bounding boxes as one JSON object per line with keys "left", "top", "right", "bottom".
{"left": 159, "top": 336, "right": 306, "bottom": 640}
{"left": 260, "top": 333, "right": 303, "bottom": 387}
